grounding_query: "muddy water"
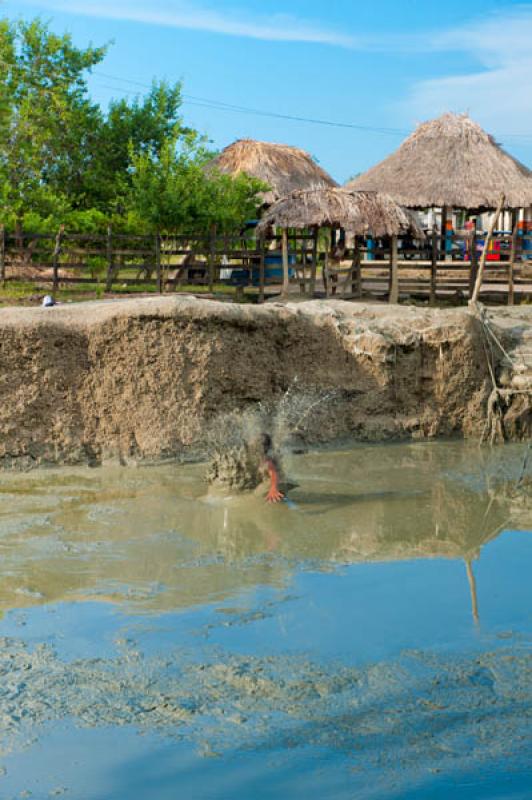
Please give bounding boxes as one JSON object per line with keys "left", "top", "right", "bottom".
{"left": 0, "top": 442, "right": 530, "bottom": 799}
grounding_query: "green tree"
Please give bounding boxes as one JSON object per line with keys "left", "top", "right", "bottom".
{"left": 0, "top": 18, "right": 106, "bottom": 231}
{"left": 0, "top": 15, "right": 266, "bottom": 237}
{"left": 86, "top": 81, "right": 187, "bottom": 213}
{"left": 129, "top": 133, "right": 266, "bottom": 233}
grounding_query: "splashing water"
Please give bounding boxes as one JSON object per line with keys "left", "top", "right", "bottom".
{"left": 205, "top": 382, "right": 340, "bottom": 490}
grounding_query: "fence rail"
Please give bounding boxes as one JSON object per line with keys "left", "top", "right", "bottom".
{"left": 1, "top": 225, "right": 531, "bottom": 304}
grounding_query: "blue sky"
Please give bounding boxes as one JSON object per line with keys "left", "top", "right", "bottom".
{"left": 4, "top": 0, "right": 532, "bottom": 182}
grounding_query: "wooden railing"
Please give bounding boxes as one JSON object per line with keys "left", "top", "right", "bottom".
{"left": 1, "top": 226, "right": 531, "bottom": 304}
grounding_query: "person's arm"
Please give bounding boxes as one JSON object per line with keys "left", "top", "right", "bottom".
{"left": 264, "top": 458, "right": 284, "bottom": 504}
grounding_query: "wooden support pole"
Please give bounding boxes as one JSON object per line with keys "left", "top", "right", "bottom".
{"left": 281, "top": 228, "right": 290, "bottom": 297}
{"left": 441, "top": 205, "right": 449, "bottom": 261}
{"left": 105, "top": 224, "right": 114, "bottom": 292}
{"left": 508, "top": 215, "right": 518, "bottom": 306}
{"left": 0, "top": 225, "right": 5, "bottom": 287}
{"left": 429, "top": 227, "right": 438, "bottom": 306}
{"left": 468, "top": 231, "right": 478, "bottom": 299}
{"left": 300, "top": 234, "right": 307, "bottom": 294}
{"left": 258, "top": 235, "right": 265, "bottom": 304}
{"left": 324, "top": 250, "right": 330, "bottom": 297}
{"left": 388, "top": 234, "right": 399, "bottom": 304}
{"left": 52, "top": 224, "right": 65, "bottom": 294}
{"left": 471, "top": 193, "right": 506, "bottom": 305}
{"left": 352, "top": 238, "right": 362, "bottom": 298}
{"left": 208, "top": 223, "right": 216, "bottom": 294}
{"left": 155, "top": 232, "right": 162, "bottom": 294}
{"left": 309, "top": 226, "right": 318, "bottom": 297}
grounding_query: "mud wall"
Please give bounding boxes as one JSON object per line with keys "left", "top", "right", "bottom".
{"left": 0, "top": 297, "right": 530, "bottom": 469}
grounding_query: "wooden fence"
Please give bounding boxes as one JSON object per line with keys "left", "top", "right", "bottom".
{"left": 1, "top": 225, "right": 531, "bottom": 304}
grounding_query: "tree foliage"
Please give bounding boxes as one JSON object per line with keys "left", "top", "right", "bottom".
{"left": 129, "top": 134, "right": 266, "bottom": 232}
{"left": 0, "top": 18, "right": 105, "bottom": 226}
{"left": 0, "top": 16, "right": 266, "bottom": 233}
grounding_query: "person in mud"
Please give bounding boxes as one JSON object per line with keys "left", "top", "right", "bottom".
{"left": 260, "top": 433, "right": 285, "bottom": 504}
{"left": 206, "top": 430, "right": 292, "bottom": 504}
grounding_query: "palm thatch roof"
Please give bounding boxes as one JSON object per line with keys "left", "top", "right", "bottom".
{"left": 256, "top": 187, "right": 424, "bottom": 238}
{"left": 209, "top": 139, "right": 337, "bottom": 204}
{"left": 346, "top": 113, "right": 532, "bottom": 210}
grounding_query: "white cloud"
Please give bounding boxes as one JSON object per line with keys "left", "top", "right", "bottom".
{"left": 403, "top": 7, "right": 532, "bottom": 137}
{"left": 27, "top": 0, "right": 360, "bottom": 47}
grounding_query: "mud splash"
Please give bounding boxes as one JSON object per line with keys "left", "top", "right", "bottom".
{"left": 204, "top": 384, "right": 339, "bottom": 490}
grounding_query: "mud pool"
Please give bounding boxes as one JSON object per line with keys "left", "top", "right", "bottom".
{"left": 0, "top": 441, "right": 530, "bottom": 799}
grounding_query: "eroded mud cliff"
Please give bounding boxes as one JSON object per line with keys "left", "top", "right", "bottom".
{"left": 0, "top": 297, "right": 530, "bottom": 469}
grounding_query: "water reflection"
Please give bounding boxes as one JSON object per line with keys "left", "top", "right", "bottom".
{"left": 0, "top": 442, "right": 529, "bottom": 619}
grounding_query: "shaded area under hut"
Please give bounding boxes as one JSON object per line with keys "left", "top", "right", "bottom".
{"left": 209, "top": 139, "right": 338, "bottom": 206}
{"left": 256, "top": 187, "right": 424, "bottom": 301}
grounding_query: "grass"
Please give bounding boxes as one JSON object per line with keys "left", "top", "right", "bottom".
{"left": 0, "top": 278, "right": 247, "bottom": 306}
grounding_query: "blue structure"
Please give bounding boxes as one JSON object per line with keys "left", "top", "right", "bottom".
{"left": 228, "top": 253, "right": 296, "bottom": 288}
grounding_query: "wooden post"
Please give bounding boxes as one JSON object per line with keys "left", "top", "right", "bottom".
{"left": 208, "top": 224, "right": 216, "bottom": 294}
{"left": 299, "top": 234, "right": 307, "bottom": 294}
{"left": 258, "top": 234, "right": 265, "bottom": 304}
{"left": 468, "top": 230, "right": 478, "bottom": 300}
{"left": 105, "top": 224, "right": 114, "bottom": 292}
{"left": 281, "top": 228, "right": 290, "bottom": 297}
{"left": 471, "top": 194, "right": 505, "bottom": 305}
{"left": 508, "top": 216, "right": 518, "bottom": 306}
{"left": 155, "top": 232, "right": 162, "bottom": 294}
{"left": 52, "top": 224, "right": 65, "bottom": 294}
{"left": 389, "top": 235, "right": 399, "bottom": 304}
{"left": 0, "top": 225, "right": 5, "bottom": 287}
{"left": 309, "top": 226, "right": 318, "bottom": 297}
{"left": 441, "top": 205, "right": 449, "bottom": 261}
{"left": 352, "top": 238, "right": 362, "bottom": 298}
{"left": 324, "top": 250, "right": 330, "bottom": 297}
{"left": 430, "top": 227, "right": 438, "bottom": 306}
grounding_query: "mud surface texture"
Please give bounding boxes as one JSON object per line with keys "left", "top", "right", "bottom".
{"left": 0, "top": 297, "right": 530, "bottom": 469}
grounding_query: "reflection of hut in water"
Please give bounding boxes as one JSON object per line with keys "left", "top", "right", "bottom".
{"left": 1, "top": 446, "right": 529, "bottom": 621}
{"left": 334, "top": 480, "right": 515, "bottom": 625}
{"left": 209, "top": 139, "right": 338, "bottom": 206}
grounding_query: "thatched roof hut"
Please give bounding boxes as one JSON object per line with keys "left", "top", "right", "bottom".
{"left": 346, "top": 113, "right": 532, "bottom": 210}
{"left": 210, "top": 139, "right": 337, "bottom": 205}
{"left": 256, "top": 187, "right": 424, "bottom": 237}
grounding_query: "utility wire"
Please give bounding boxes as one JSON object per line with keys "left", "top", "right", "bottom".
{"left": 90, "top": 69, "right": 532, "bottom": 141}
{"left": 3, "top": 56, "right": 532, "bottom": 142}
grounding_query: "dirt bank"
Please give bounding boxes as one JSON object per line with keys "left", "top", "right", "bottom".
{"left": 0, "top": 296, "right": 530, "bottom": 469}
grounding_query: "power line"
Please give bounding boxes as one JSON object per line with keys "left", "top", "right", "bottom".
{"left": 90, "top": 70, "right": 532, "bottom": 141}
{"left": 94, "top": 71, "right": 407, "bottom": 135}
{"left": 4, "top": 56, "right": 532, "bottom": 143}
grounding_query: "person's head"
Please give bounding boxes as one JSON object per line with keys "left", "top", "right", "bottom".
{"left": 260, "top": 433, "right": 273, "bottom": 457}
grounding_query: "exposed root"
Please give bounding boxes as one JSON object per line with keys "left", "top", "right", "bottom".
{"left": 470, "top": 301, "right": 531, "bottom": 445}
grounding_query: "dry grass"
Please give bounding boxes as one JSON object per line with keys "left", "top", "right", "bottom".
{"left": 256, "top": 187, "right": 425, "bottom": 238}
{"left": 347, "top": 112, "right": 532, "bottom": 210}
{"left": 209, "top": 139, "right": 337, "bottom": 204}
